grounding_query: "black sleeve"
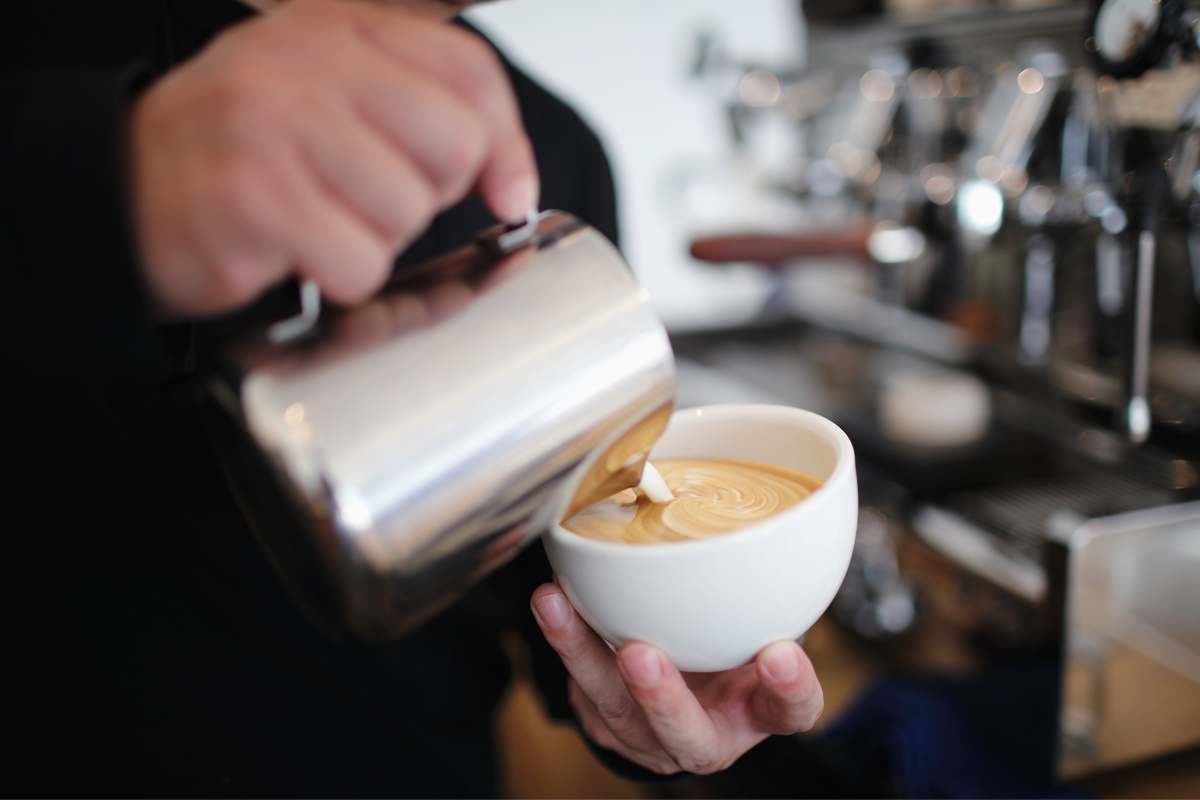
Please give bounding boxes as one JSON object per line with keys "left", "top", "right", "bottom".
{"left": 2, "top": 68, "right": 169, "bottom": 379}
{"left": 575, "top": 116, "right": 621, "bottom": 253}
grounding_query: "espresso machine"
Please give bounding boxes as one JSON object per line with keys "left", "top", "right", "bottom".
{"left": 674, "top": 0, "right": 1200, "bottom": 783}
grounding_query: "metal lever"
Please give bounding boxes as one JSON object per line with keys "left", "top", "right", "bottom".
{"left": 269, "top": 279, "right": 322, "bottom": 344}
{"left": 494, "top": 208, "right": 542, "bottom": 251}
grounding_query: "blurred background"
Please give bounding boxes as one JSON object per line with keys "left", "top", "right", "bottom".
{"left": 468, "top": 0, "right": 1200, "bottom": 797}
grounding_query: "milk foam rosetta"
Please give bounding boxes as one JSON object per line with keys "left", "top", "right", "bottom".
{"left": 563, "top": 458, "right": 822, "bottom": 544}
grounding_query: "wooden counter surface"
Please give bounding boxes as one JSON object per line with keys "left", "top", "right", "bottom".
{"left": 497, "top": 618, "right": 1200, "bottom": 798}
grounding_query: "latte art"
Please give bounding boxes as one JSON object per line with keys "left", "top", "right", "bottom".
{"left": 563, "top": 458, "right": 822, "bottom": 544}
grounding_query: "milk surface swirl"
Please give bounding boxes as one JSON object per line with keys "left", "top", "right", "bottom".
{"left": 563, "top": 458, "right": 822, "bottom": 544}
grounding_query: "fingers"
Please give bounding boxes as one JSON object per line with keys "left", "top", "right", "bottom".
{"left": 476, "top": 135, "right": 539, "bottom": 226}
{"left": 287, "top": 1, "right": 535, "bottom": 235}
{"left": 750, "top": 641, "right": 824, "bottom": 735}
{"left": 615, "top": 643, "right": 728, "bottom": 775}
{"left": 566, "top": 680, "right": 681, "bottom": 776}
{"left": 293, "top": 21, "right": 491, "bottom": 214}
{"left": 350, "top": 7, "right": 538, "bottom": 220}
{"left": 530, "top": 589, "right": 825, "bottom": 777}
{"left": 350, "top": 72, "right": 488, "bottom": 209}
{"left": 133, "top": 0, "right": 538, "bottom": 320}
{"left": 257, "top": 141, "right": 393, "bottom": 305}
{"left": 530, "top": 584, "right": 667, "bottom": 759}
{"left": 567, "top": 680, "right": 622, "bottom": 752}
{"left": 291, "top": 198, "right": 391, "bottom": 306}
{"left": 295, "top": 90, "right": 434, "bottom": 235}
{"left": 181, "top": 139, "right": 389, "bottom": 310}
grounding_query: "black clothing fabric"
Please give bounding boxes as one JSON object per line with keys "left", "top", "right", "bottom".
{"left": 4, "top": 2, "right": 619, "bottom": 795}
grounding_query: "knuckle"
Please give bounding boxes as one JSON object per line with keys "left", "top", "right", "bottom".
{"left": 800, "top": 695, "right": 825, "bottom": 732}
{"left": 254, "top": 8, "right": 309, "bottom": 49}
{"left": 285, "top": 0, "right": 322, "bottom": 16}
{"left": 207, "top": 73, "right": 248, "bottom": 121}
{"left": 385, "top": 189, "right": 436, "bottom": 249}
{"left": 449, "top": 34, "right": 504, "bottom": 98}
{"left": 214, "top": 156, "right": 269, "bottom": 225}
{"left": 649, "top": 760, "right": 683, "bottom": 777}
{"left": 786, "top": 671, "right": 824, "bottom": 733}
{"left": 208, "top": 64, "right": 270, "bottom": 135}
{"left": 578, "top": 713, "right": 610, "bottom": 748}
{"left": 675, "top": 750, "right": 724, "bottom": 776}
{"left": 567, "top": 680, "right": 587, "bottom": 712}
{"left": 640, "top": 692, "right": 677, "bottom": 719}
{"left": 595, "top": 693, "right": 637, "bottom": 728}
{"left": 567, "top": 689, "right": 614, "bottom": 749}
{"left": 320, "top": 240, "right": 389, "bottom": 306}
{"left": 551, "top": 625, "right": 587, "bottom": 662}
{"left": 332, "top": 275, "right": 375, "bottom": 306}
{"left": 280, "top": 0, "right": 336, "bottom": 26}
{"left": 442, "top": 121, "right": 487, "bottom": 184}
{"left": 774, "top": 703, "right": 821, "bottom": 735}
{"left": 209, "top": 255, "right": 260, "bottom": 307}
{"left": 794, "top": 716, "right": 817, "bottom": 734}
{"left": 217, "top": 44, "right": 268, "bottom": 95}
{"left": 346, "top": 251, "right": 392, "bottom": 302}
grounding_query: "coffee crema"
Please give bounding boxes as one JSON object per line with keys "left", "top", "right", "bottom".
{"left": 563, "top": 458, "right": 822, "bottom": 545}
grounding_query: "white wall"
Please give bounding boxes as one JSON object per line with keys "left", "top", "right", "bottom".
{"left": 466, "top": 0, "right": 805, "bottom": 331}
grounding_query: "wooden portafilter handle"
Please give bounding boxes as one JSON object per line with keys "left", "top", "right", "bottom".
{"left": 688, "top": 225, "right": 876, "bottom": 267}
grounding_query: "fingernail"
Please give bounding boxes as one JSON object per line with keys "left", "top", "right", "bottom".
{"left": 532, "top": 591, "right": 569, "bottom": 631}
{"left": 762, "top": 642, "right": 800, "bottom": 684}
{"left": 498, "top": 176, "right": 538, "bottom": 223}
{"left": 620, "top": 645, "right": 663, "bottom": 689}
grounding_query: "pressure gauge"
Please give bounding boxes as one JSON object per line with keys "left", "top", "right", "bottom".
{"left": 1089, "top": 0, "right": 1192, "bottom": 78}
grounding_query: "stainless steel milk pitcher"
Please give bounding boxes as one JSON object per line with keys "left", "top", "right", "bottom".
{"left": 205, "top": 211, "right": 676, "bottom": 640}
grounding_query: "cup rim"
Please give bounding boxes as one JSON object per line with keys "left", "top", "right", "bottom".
{"left": 547, "top": 403, "right": 855, "bottom": 557}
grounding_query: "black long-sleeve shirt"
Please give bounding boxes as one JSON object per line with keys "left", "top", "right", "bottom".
{"left": 3, "top": 2, "right": 620, "bottom": 794}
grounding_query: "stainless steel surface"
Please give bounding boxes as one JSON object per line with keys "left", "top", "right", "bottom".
{"left": 833, "top": 507, "right": 919, "bottom": 639}
{"left": 1020, "top": 233, "right": 1056, "bottom": 365}
{"left": 782, "top": 269, "right": 973, "bottom": 363}
{"left": 1095, "top": 230, "right": 1126, "bottom": 316}
{"left": 911, "top": 504, "right": 1047, "bottom": 603}
{"left": 208, "top": 211, "right": 676, "bottom": 639}
{"left": 1058, "top": 501, "right": 1200, "bottom": 778}
{"left": 806, "top": 4, "right": 1091, "bottom": 74}
{"left": 814, "top": 50, "right": 909, "bottom": 187}
{"left": 1126, "top": 229, "right": 1156, "bottom": 443}
{"left": 961, "top": 44, "right": 1068, "bottom": 194}
{"left": 869, "top": 223, "right": 927, "bottom": 306}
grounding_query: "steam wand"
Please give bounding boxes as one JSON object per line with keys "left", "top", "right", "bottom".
{"left": 1122, "top": 157, "right": 1167, "bottom": 444}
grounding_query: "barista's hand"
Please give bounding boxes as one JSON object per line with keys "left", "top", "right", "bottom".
{"left": 531, "top": 583, "right": 824, "bottom": 776}
{"left": 130, "top": 0, "right": 537, "bottom": 319}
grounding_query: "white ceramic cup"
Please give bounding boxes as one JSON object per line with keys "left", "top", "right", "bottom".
{"left": 543, "top": 404, "right": 858, "bottom": 672}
